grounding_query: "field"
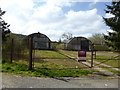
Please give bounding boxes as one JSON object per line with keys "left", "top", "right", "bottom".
{"left": 59, "top": 50, "right": 120, "bottom": 75}
{"left": 2, "top": 50, "right": 96, "bottom": 77}
{"left": 59, "top": 50, "right": 120, "bottom": 67}
{"left": 33, "top": 50, "right": 90, "bottom": 69}
{"left": 2, "top": 49, "right": 120, "bottom": 77}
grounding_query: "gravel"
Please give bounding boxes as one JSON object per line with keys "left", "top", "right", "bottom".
{"left": 1, "top": 73, "right": 119, "bottom": 88}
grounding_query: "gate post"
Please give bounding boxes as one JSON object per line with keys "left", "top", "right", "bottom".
{"left": 91, "top": 50, "right": 93, "bottom": 68}
{"left": 91, "top": 43, "right": 94, "bottom": 68}
{"left": 29, "top": 36, "right": 33, "bottom": 70}
{"left": 10, "top": 38, "right": 14, "bottom": 63}
{"left": 93, "top": 50, "right": 96, "bottom": 59}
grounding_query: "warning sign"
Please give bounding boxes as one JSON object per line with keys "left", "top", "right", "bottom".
{"left": 78, "top": 50, "right": 86, "bottom": 57}
{"left": 78, "top": 50, "right": 86, "bottom": 62}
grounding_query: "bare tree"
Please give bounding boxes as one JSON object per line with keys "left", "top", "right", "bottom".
{"left": 89, "top": 33, "right": 105, "bottom": 45}
{"left": 61, "top": 32, "right": 73, "bottom": 41}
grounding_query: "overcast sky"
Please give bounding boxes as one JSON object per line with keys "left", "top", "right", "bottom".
{"left": 0, "top": 0, "right": 113, "bottom": 41}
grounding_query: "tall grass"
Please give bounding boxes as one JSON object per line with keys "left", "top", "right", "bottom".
{"left": 2, "top": 62, "right": 92, "bottom": 77}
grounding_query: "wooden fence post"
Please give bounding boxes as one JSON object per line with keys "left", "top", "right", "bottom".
{"left": 91, "top": 43, "right": 94, "bottom": 68}
{"left": 93, "top": 50, "right": 96, "bottom": 59}
{"left": 29, "top": 36, "right": 33, "bottom": 70}
{"left": 10, "top": 38, "right": 14, "bottom": 63}
{"left": 91, "top": 50, "right": 93, "bottom": 68}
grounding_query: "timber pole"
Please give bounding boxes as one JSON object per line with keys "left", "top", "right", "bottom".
{"left": 10, "top": 38, "right": 14, "bottom": 63}
{"left": 91, "top": 50, "right": 93, "bottom": 68}
{"left": 29, "top": 36, "right": 33, "bottom": 70}
{"left": 91, "top": 44, "right": 94, "bottom": 68}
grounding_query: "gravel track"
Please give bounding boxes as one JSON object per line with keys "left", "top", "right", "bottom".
{"left": 1, "top": 73, "right": 119, "bottom": 88}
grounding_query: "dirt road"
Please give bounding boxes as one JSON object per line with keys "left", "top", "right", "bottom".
{"left": 1, "top": 73, "right": 119, "bottom": 88}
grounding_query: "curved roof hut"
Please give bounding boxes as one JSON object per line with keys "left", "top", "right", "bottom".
{"left": 28, "top": 32, "right": 51, "bottom": 50}
{"left": 66, "top": 37, "right": 93, "bottom": 51}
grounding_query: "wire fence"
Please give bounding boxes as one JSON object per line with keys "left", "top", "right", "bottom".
{"left": 2, "top": 35, "right": 120, "bottom": 72}
{"left": 2, "top": 36, "right": 29, "bottom": 63}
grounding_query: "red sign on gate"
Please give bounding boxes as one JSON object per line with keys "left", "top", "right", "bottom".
{"left": 78, "top": 50, "right": 86, "bottom": 57}
{"left": 78, "top": 50, "right": 86, "bottom": 62}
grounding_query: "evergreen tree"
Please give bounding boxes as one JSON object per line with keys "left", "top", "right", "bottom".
{"left": 103, "top": 1, "right": 120, "bottom": 51}
{"left": 0, "top": 8, "right": 11, "bottom": 41}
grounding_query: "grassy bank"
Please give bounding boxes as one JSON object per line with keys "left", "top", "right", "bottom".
{"left": 35, "top": 50, "right": 68, "bottom": 59}
{"left": 100, "top": 65, "right": 120, "bottom": 76}
{"left": 34, "top": 50, "right": 88, "bottom": 69}
{"left": 2, "top": 62, "right": 93, "bottom": 77}
{"left": 94, "top": 55, "right": 119, "bottom": 67}
{"left": 59, "top": 50, "right": 119, "bottom": 67}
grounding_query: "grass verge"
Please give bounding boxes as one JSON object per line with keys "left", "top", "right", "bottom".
{"left": 95, "top": 55, "right": 119, "bottom": 67}
{"left": 34, "top": 50, "right": 88, "bottom": 69}
{"left": 100, "top": 65, "right": 120, "bottom": 76}
{"left": 2, "top": 62, "right": 93, "bottom": 77}
{"left": 35, "top": 50, "right": 68, "bottom": 59}
{"left": 59, "top": 50, "right": 119, "bottom": 68}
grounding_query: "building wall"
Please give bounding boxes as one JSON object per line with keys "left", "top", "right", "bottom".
{"left": 67, "top": 37, "right": 92, "bottom": 51}
{"left": 28, "top": 33, "right": 51, "bottom": 50}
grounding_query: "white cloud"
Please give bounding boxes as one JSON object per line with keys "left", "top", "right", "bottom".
{"left": 74, "top": 33, "right": 92, "bottom": 38}
{"left": 0, "top": 0, "right": 107, "bottom": 41}
{"left": 105, "top": 13, "right": 115, "bottom": 18}
{"left": 107, "top": 29, "right": 114, "bottom": 32}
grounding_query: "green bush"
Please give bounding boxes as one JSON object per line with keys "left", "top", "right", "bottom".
{"left": 94, "top": 45, "right": 109, "bottom": 51}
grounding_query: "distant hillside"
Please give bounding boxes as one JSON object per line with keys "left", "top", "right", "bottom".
{"left": 11, "top": 33, "right": 27, "bottom": 40}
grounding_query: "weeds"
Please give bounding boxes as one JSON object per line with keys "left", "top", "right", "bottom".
{"left": 2, "top": 62, "right": 92, "bottom": 77}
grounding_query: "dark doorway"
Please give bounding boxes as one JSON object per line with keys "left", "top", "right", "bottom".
{"left": 81, "top": 40, "right": 89, "bottom": 50}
